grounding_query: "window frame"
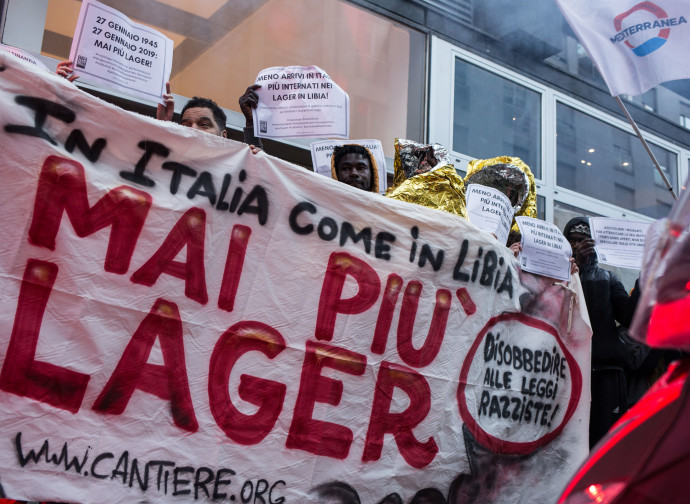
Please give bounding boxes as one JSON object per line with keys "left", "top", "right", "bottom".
{"left": 430, "top": 37, "right": 547, "bottom": 183}
{"left": 430, "top": 36, "right": 688, "bottom": 225}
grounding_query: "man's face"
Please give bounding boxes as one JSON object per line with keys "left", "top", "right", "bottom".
{"left": 180, "top": 107, "right": 226, "bottom": 137}
{"left": 336, "top": 153, "right": 372, "bottom": 191}
{"left": 566, "top": 231, "right": 590, "bottom": 250}
{"left": 567, "top": 230, "right": 596, "bottom": 265}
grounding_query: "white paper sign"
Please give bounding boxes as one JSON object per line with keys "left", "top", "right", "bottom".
{"left": 68, "top": 0, "right": 173, "bottom": 103}
{"left": 516, "top": 217, "right": 572, "bottom": 282}
{"left": 253, "top": 65, "right": 349, "bottom": 139}
{"left": 589, "top": 217, "right": 650, "bottom": 269}
{"left": 310, "top": 139, "right": 387, "bottom": 194}
{"left": 466, "top": 184, "right": 515, "bottom": 244}
{"left": 0, "top": 44, "right": 49, "bottom": 71}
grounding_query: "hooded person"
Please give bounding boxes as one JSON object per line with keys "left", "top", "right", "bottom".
{"left": 563, "top": 216, "right": 641, "bottom": 448}
{"left": 330, "top": 144, "right": 380, "bottom": 193}
{"left": 464, "top": 155, "right": 537, "bottom": 234}
{"left": 385, "top": 138, "right": 467, "bottom": 219}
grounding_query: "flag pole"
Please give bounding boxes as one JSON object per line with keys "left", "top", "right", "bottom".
{"left": 615, "top": 96, "right": 677, "bottom": 201}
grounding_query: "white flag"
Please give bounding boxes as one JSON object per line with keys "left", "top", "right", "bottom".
{"left": 554, "top": 0, "right": 690, "bottom": 96}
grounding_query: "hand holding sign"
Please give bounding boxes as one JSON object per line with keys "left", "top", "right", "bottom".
{"left": 239, "top": 84, "right": 262, "bottom": 128}
{"left": 252, "top": 65, "right": 349, "bottom": 139}
{"left": 0, "top": 56, "right": 592, "bottom": 504}
{"left": 55, "top": 60, "right": 79, "bottom": 82}
{"left": 571, "top": 236, "right": 596, "bottom": 266}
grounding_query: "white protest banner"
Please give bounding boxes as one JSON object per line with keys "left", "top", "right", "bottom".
{"left": 68, "top": 0, "right": 173, "bottom": 103}
{"left": 253, "top": 65, "right": 349, "bottom": 139}
{"left": 589, "top": 217, "right": 650, "bottom": 269}
{"left": 466, "top": 184, "right": 515, "bottom": 245}
{"left": 516, "top": 217, "right": 572, "bottom": 282}
{"left": 310, "top": 139, "right": 387, "bottom": 194}
{"left": 0, "top": 44, "right": 49, "bottom": 71}
{"left": 554, "top": 0, "right": 690, "bottom": 96}
{"left": 0, "top": 53, "right": 591, "bottom": 504}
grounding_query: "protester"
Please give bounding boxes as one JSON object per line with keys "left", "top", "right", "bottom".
{"left": 386, "top": 139, "right": 468, "bottom": 218}
{"left": 158, "top": 91, "right": 227, "bottom": 138}
{"left": 157, "top": 81, "right": 174, "bottom": 122}
{"left": 156, "top": 83, "right": 261, "bottom": 153}
{"left": 54, "top": 60, "right": 78, "bottom": 82}
{"left": 179, "top": 96, "right": 228, "bottom": 137}
{"left": 563, "top": 216, "right": 640, "bottom": 448}
{"left": 507, "top": 228, "right": 578, "bottom": 274}
{"left": 157, "top": 85, "right": 227, "bottom": 137}
{"left": 330, "top": 144, "right": 380, "bottom": 192}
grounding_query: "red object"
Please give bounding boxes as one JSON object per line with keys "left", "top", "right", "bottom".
{"left": 646, "top": 296, "right": 690, "bottom": 348}
{"left": 558, "top": 357, "right": 690, "bottom": 504}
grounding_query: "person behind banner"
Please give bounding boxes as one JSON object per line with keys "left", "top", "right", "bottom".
{"left": 563, "top": 216, "right": 640, "bottom": 448}
{"left": 156, "top": 84, "right": 261, "bottom": 153}
{"left": 330, "top": 144, "right": 380, "bottom": 193}
{"left": 156, "top": 87, "right": 226, "bottom": 137}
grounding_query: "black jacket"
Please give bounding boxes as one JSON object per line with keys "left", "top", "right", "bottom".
{"left": 579, "top": 263, "right": 639, "bottom": 367}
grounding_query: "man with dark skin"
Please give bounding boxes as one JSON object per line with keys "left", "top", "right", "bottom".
{"left": 567, "top": 228, "right": 596, "bottom": 267}
{"left": 157, "top": 84, "right": 261, "bottom": 153}
{"left": 157, "top": 85, "right": 227, "bottom": 137}
{"left": 239, "top": 87, "right": 380, "bottom": 190}
{"left": 55, "top": 60, "right": 79, "bottom": 82}
{"left": 563, "top": 216, "right": 640, "bottom": 447}
{"left": 330, "top": 144, "right": 379, "bottom": 193}
{"left": 335, "top": 151, "right": 372, "bottom": 191}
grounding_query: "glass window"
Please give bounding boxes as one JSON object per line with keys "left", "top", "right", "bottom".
{"left": 452, "top": 58, "right": 541, "bottom": 178}
{"left": 556, "top": 102, "right": 677, "bottom": 219}
{"left": 553, "top": 200, "right": 600, "bottom": 233}
{"left": 544, "top": 24, "right": 690, "bottom": 130}
{"left": 681, "top": 115, "right": 690, "bottom": 130}
{"left": 1, "top": 0, "right": 425, "bottom": 158}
